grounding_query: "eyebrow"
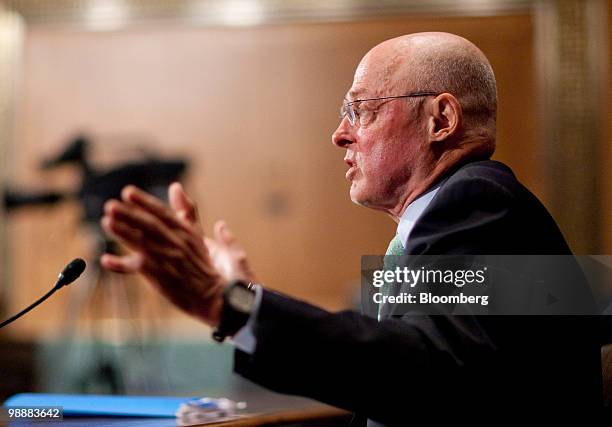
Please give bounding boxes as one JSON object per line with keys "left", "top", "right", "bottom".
{"left": 347, "top": 88, "right": 367, "bottom": 100}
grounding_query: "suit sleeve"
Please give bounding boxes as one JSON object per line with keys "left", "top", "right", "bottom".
{"left": 234, "top": 289, "right": 496, "bottom": 424}
{"left": 232, "top": 172, "right": 597, "bottom": 422}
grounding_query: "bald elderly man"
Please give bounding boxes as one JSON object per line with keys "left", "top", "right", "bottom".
{"left": 100, "top": 33, "right": 602, "bottom": 422}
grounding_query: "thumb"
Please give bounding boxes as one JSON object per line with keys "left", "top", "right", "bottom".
{"left": 100, "top": 252, "right": 144, "bottom": 274}
{"left": 214, "top": 220, "right": 237, "bottom": 246}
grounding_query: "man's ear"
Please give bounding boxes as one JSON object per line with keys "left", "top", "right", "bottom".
{"left": 426, "top": 93, "right": 462, "bottom": 142}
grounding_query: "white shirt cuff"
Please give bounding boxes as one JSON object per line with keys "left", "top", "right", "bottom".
{"left": 230, "top": 284, "right": 263, "bottom": 354}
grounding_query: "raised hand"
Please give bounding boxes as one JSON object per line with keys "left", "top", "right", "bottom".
{"left": 100, "top": 183, "right": 223, "bottom": 326}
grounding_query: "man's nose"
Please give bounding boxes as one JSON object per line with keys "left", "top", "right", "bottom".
{"left": 331, "top": 117, "right": 354, "bottom": 148}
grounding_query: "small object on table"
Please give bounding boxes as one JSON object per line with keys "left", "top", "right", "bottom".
{"left": 176, "top": 397, "right": 247, "bottom": 425}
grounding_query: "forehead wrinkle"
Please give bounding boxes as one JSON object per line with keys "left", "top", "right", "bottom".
{"left": 366, "top": 53, "right": 405, "bottom": 99}
{"left": 347, "top": 44, "right": 406, "bottom": 102}
{"left": 384, "top": 48, "right": 405, "bottom": 91}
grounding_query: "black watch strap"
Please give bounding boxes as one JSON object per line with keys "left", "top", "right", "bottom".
{"left": 212, "top": 280, "right": 256, "bottom": 343}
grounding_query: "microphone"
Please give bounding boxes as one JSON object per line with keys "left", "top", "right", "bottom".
{"left": 0, "top": 258, "right": 86, "bottom": 330}
{"left": 56, "top": 258, "right": 87, "bottom": 288}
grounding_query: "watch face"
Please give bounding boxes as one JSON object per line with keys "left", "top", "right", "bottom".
{"left": 228, "top": 285, "right": 256, "bottom": 313}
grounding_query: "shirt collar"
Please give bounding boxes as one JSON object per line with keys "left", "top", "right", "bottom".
{"left": 396, "top": 184, "right": 441, "bottom": 248}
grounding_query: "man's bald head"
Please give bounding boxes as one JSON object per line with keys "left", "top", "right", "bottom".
{"left": 360, "top": 32, "right": 497, "bottom": 154}
{"left": 333, "top": 32, "right": 499, "bottom": 217}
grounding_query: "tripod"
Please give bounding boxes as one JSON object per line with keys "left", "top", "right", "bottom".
{"left": 56, "top": 230, "right": 172, "bottom": 394}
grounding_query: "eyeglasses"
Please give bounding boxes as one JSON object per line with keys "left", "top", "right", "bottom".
{"left": 339, "top": 92, "right": 439, "bottom": 127}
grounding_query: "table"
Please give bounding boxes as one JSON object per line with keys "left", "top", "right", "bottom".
{"left": 0, "top": 401, "right": 350, "bottom": 426}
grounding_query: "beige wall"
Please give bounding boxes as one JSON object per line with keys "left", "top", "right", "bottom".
{"left": 604, "top": 0, "right": 612, "bottom": 254}
{"left": 4, "top": 15, "right": 542, "bottom": 339}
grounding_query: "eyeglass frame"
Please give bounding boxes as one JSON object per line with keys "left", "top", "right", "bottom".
{"left": 339, "top": 91, "right": 439, "bottom": 126}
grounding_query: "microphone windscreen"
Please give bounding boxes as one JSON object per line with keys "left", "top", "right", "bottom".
{"left": 59, "top": 258, "right": 87, "bottom": 286}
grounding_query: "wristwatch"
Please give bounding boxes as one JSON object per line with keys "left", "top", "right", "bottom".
{"left": 212, "top": 280, "right": 257, "bottom": 343}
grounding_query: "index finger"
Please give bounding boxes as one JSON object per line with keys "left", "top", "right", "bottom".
{"left": 121, "top": 185, "right": 182, "bottom": 231}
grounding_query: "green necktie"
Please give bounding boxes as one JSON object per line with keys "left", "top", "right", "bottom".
{"left": 385, "top": 233, "right": 404, "bottom": 257}
{"left": 378, "top": 234, "right": 404, "bottom": 320}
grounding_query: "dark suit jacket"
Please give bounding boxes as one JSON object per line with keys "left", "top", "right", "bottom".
{"left": 233, "top": 160, "right": 603, "bottom": 423}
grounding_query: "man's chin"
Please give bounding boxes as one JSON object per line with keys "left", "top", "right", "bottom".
{"left": 349, "top": 186, "right": 370, "bottom": 207}
{"left": 349, "top": 185, "right": 389, "bottom": 211}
